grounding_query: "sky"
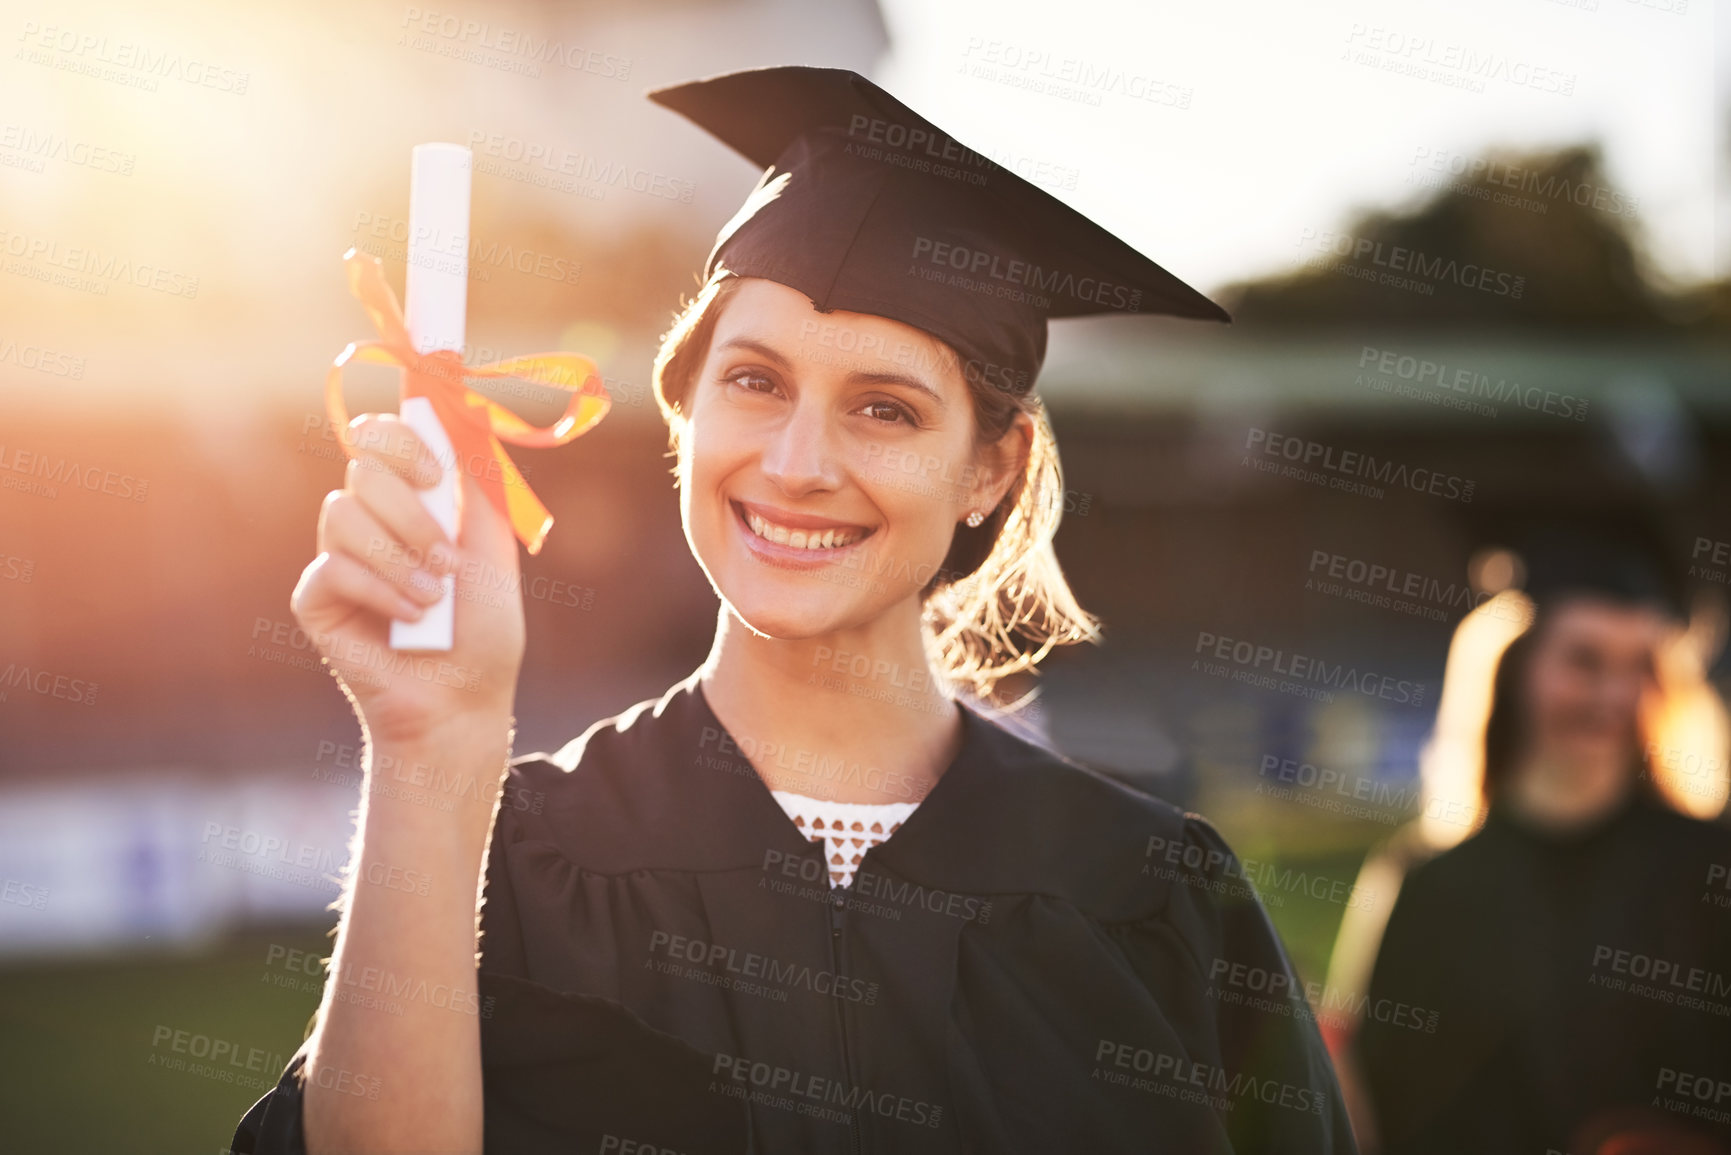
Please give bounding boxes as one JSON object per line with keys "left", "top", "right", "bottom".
{"left": 877, "top": 0, "right": 1724, "bottom": 294}
{"left": 0, "top": 0, "right": 1722, "bottom": 410}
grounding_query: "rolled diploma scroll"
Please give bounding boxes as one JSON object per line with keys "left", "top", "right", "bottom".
{"left": 389, "top": 143, "right": 471, "bottom": 652}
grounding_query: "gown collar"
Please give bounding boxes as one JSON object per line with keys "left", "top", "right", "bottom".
{"left": 678, "top": 669, "right": 995, "bottom": 875}
{"left": 542, "top": 668, "right": 1177, "bottom": 916}
{"left": 1482, "top": 782, "right": 1654, "bottom": 847}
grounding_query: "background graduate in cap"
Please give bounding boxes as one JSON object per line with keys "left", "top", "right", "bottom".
{"left": 1324, "top": 521, "right": 1731, "bottom": 1154}
{"left": 235, "top": 67, "right": 1354, "bottom": 1153}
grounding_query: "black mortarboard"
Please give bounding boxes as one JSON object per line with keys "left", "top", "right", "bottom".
{"left": 1481, "top": 515, "right": 1687, "bottom": 620}
{"left": 648, "top": 66, "right": 1229, "bottom": 395}
{"left": 1520, "top": 528, "right": 1685, "bottom": 619}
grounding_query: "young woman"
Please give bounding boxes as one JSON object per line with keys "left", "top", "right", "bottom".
{"left": 1341, "top": 541, "right": 1731, "bottom": 1153}
{"left": 234, "top": 66, "right": 1354, "bottom": 1154}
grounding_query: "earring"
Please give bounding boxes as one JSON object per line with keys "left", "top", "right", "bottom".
{"left": 965, "top": 510, "right": 985, "bottom": 528}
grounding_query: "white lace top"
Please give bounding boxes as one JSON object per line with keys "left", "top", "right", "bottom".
{"left": 769, "top": 790, "right": 921, "bottom": 889}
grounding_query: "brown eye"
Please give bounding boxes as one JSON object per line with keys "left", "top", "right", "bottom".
{"left": 861, "top": 400, "right": 914, "bottom": 425}
{"left": 724, "top": 369, "right": 779, "bottom": 395}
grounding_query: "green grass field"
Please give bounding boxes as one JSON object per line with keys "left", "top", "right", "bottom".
{"left": 0, "top": 928, "right": 331, "bottom": 1155}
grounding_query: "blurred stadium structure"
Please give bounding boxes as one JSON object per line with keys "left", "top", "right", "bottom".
{"left": 5, "top": 132, "right": 1726, "bottom": 961}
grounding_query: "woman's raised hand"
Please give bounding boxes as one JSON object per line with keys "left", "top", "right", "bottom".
{"left": 290, "top": 413, "right": 527, "bottom": 745}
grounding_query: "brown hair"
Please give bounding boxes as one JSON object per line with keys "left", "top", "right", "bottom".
{"left": 651, "top": 270, "right": 1101, "bottom": 703}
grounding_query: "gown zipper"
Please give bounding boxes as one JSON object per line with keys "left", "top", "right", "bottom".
{"left": 826, "top": 873, "right": 866, "bottom": 1155}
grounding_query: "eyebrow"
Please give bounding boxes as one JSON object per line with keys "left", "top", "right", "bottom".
{"left": 716, "top": 336, "right": 948, "bottom": 411}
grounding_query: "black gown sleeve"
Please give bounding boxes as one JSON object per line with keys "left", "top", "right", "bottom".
{"left": 229, "top": 779, "right": 750, "bottom": 1154}
{"left": 1126, "top": 814, "right": 1359, "bottom": 1154}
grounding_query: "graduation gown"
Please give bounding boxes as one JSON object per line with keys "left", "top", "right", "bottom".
{"left": 233, "top": 673, "right": 1355, "bottom": 1153}
{"left": 1356, "top": 793, "right": 1731, "bottom": 1154}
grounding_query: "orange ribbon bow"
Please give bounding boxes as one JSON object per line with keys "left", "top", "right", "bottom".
{"left": 324, "top": 247, "right": 610, "bottom": 555}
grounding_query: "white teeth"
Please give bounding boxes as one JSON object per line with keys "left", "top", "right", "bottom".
{"left": 744, "top": 510, "right": 861, "bottom": 550}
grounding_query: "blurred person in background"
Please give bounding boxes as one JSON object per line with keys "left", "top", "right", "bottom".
{"left": 1326, "top": 528, "right": 1731, "bottom": 1154}
{"left": 230, "top": 68, "right": 1355, "bottom": 1153}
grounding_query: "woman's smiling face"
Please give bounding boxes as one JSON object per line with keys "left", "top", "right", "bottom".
{"left": 677, "top": 277, "right": 1021, "bottom": 640}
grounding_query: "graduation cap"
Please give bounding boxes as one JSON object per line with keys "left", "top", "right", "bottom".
{"left": 1479, "top": 514, "right": 1687, "bottom": 620}
{"left": 1519, "top": 527, "right": 1685, "bottom": 619}
{"left": 648, "top": 66, "right": 1228, "bottom": 395}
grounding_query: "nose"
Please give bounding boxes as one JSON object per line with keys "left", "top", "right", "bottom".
{"left": 759, "top": 395, "right": 844, "bottom": 497}
{"left": 1601, "top": 662, "right": 1653, "bottom": 715}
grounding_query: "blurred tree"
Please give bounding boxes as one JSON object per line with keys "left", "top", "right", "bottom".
{"left": 1223, "top": 144, "right": 1721, "bottom": 332}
